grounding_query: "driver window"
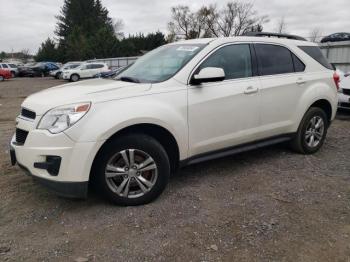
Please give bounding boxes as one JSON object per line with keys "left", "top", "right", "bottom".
{"left": 198, "top": 44, "right": 252, "bottom": 80}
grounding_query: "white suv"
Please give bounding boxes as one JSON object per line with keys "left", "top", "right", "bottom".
{"left": 10, "top": 35, "right": 338, "bottom": 205}
{"left": 62, "top": 62, "right": 109, "bottom": 82}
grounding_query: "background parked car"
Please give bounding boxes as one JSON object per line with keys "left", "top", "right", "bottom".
{"left": 18, "top": 62, "right": 60, "bottom": 77}
{"left": 50, "top": 61, "right": 82, "bottom": 79}
{"left": 17, "top": 66, "right": 37, "bottom": 77}
{"left": 337, "top": 69, "right": 350, "bottom": 110}
{"left": 62, "top": 62, "right": 109, "bottom": 82}
{"left": 0, "top": 63, "right": 18, "bottom": 78}
{"left": 93, "top": 67, "right": 124, "bottom": 79}
{"left": 0, "top": 68, "right": 12, "bottom": 81}
{"left": 321, "top": 32, "right": 350, "bottom": 43}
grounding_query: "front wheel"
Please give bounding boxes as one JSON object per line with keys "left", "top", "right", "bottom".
{"left": 55, "top": 72, "right": 61, "bottom": 79}
{"left": 290, "top": 107, "right": 328, "bottom": 154}
{"left": 70, "top": 74, "right": 79, "bottom": 82}
{"left": 93, "top": 134, "right": 170, "bottom": 206}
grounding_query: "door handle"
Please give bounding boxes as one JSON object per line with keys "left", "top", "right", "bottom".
{"left": 244, "top": 86, "right": 258, "bottom": 94}
{"left": 296, "top": 78, "right": 307, "bottom": 85}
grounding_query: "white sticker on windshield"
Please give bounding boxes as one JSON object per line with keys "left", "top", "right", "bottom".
{"left": 177, "top": 46, "right": 199, "bottom": 52}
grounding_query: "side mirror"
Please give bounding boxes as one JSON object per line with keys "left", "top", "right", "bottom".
{"left": 344, "top": 72, "right": 350, "bottom": 77}
{"left": 192, "top": 67, "right": 225, "bottom": 85}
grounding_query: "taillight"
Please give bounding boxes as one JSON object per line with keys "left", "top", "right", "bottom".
{"left": 333, "top": 72, "right": 340, "bottom": 90}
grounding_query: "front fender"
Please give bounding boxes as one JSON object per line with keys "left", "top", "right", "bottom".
{"left": 65, "top": 90, "right": 188, "bottom": 159}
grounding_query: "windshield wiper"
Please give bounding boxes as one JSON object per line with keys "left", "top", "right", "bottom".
{"left": 118, "top": 76, "right": 140, "bottom": 83}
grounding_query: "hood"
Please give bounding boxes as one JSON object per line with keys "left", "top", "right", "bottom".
{"left": 22, "top": 79, "right": 152, "bottom": 115}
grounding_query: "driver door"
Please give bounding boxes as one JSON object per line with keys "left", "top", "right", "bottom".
{"left": 188, "top": 43, "right": 261, "bottom": 156}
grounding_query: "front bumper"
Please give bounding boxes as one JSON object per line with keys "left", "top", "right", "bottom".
{"left": 18, "top": 161, "right": 88, "bottom": 198}
{"left": 338, "top": 92, "right": 350, "bottom": 109}
{"left": 62, "top": 74, "right": 70, "bottom": 80}
{"left": 10, "top": 124, "right": 104, "bottom": 198}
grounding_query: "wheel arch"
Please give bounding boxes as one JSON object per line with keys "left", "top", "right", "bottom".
{"left": 90, "top": 123, "right": 181, "bottom": 180}
{"left": 308, "top": 99, "right": 333, "bottom": 124}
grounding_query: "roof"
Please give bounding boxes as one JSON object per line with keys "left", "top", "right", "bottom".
{"left": 170, "top": 36, "right": 317, "bottom": 47}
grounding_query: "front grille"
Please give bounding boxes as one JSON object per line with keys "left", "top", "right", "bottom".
{"left": 21, "top": 108, "right": 36, "bottom": 120}
{"left": 342, "top": 89, "right": 350, "bottom": 96}
{"left": 339, "top": 102, "right": 350, "bottom": 108}
{"left": 15, "top": 128, "right": 29, "bottom": 145}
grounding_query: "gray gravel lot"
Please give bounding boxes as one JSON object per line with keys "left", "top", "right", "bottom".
{"left": 0, "top": 77, "right": 350, "bottom": 262}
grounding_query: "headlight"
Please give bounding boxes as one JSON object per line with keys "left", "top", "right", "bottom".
{"left": 37, "top": 102, "right": 91, "bottom": 134}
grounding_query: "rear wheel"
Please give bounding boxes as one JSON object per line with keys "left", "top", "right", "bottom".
{"left": 70, "top": 74, "right": 79, "bottom": 82}
{"left": 290, "top": 107, "right": 328, "bottom": 154}
{"left": 0, "top": 76, "right": 4, "bottom": 81}
{"left": 93, "top": 134, "right": 170, "bottom": 206}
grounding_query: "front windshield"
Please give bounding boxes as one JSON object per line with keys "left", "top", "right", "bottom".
{"left": 116, "top": 44, "right": 205, "bottom": 83}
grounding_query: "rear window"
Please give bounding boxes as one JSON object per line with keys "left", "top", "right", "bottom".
{"left": 298, "top": 46, "right": 333, "bottom": 70}
{"left": 292, "top": 54, "right": 305, "bottom": 72}
{"left": 255, "top": 44, "right": 294, "bottom": 75}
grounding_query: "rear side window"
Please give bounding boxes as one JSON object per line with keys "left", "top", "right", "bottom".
{"left": 292, "top": 54, "right": 305, "bottom": 72}
{"left": 198, "top": 44, "right": 252, "bottom": 80}
{"left": 94, "top": 64, "right": 104, "bottom": 69}
{"left": 255, "top": 44, "right": 294, "bottom": 75}
{"left": 298, "top": 46, "right": 333, "bottom": 70}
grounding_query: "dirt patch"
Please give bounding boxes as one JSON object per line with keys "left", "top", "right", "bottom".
{"left": 1, "top": 78, "right": 350, "bottom": 261}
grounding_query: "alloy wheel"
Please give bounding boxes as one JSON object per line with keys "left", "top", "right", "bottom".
{"left": 105, "top": 149, "right": 158, "bottom": 199}
{"left": 305, "top": 116, "right": 324, "bottom": 148}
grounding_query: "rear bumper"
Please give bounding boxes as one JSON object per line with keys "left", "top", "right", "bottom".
{"left": 338, "top": 93, "right": 350, "bottom": 109}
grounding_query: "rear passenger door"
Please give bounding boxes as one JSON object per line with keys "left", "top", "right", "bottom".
{"left": 254, "top": 43, "right": 306, "bottom": 137}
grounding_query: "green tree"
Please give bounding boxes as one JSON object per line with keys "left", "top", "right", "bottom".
{"left": 54, "top": 0, "right": 117, "bottom": 61}
{"left": 35, "top": 38, "right": 59, "bottom": 62}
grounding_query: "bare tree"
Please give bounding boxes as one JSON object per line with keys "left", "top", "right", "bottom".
{"left": 113, "top": 18, "right": 125, "bottom": 40}
{"left": 275, "top": 16, "right": 287, "bottom": 34}
{"left": 309, "top": 27, "right": 323, "bottom": 42}
{"left": 168, "top": 5, "right": 212, "bottom": 39}
{"left": 168, "top": 1, "right": 268, "bottom": 39}
{"left": 21, "top": 49, "right": 31, "bottom": 63}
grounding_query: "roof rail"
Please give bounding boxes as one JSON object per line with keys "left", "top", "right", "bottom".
{"left": 243, "top": 32, "right": 307, "bottom": 41}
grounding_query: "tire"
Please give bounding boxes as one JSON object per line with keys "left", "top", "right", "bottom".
{"left": 290, "top": 107, "right": 328, "bottom": 154}
{"left": 55, "top": 72, "right": 61, "bottom": 79}
{"left": 0, "top": 76, "right": 4, "bottom": 81}
{"left": 93, "top": 134, "right": 170, "bottom": 206}
{"left": 70, "top": 74, "right": 79, "bottom": 82}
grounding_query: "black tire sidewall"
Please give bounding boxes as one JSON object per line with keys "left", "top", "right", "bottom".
{"left": 70, "top": 74, "right": 79, "bottom": 82}
{"left": 94, "top": 134, "right": 170, "bottom": 206}
{"left": 299, "top": 108, "right": 328, "bottom": 154}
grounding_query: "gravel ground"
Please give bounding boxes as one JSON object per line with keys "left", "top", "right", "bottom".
{"left": 0, "top": 78, "right": 350, "bottom": 262}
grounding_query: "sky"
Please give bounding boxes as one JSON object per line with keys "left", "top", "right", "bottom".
{"left": 0, "top": 0, "right": 350, "bottom": 54}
